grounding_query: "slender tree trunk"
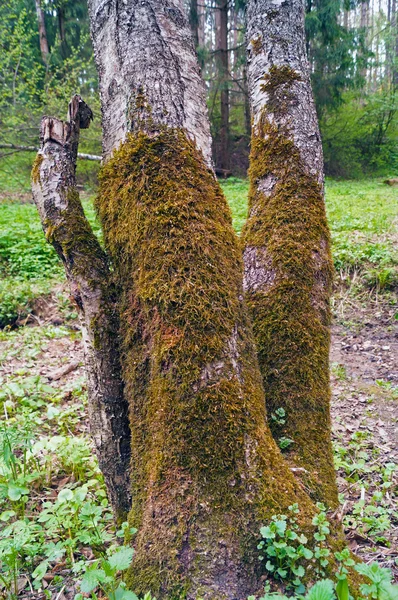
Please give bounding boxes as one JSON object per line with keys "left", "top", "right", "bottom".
{"left": 34, "top": 0, "right": 49, "bottom": 64}
{"left": 57, "top": 3, "right": 68, "bottom": 59}
{"left": 31, "top": 96, "right": 131, "bottom": 520}
{"left": 215, "top": 0, "right": 230, "bottom": 170}
{"left": 198, "top": 1, "right": 205, "bottom": 47}
{"left": 392, "top": 0, "right": 398, "bottom": 87}
{"left": 243, "top": 0, "right": 339, "bottom": 510}
{"left": 189, "top": 0, "right": 199, "bottom": 48}
{"left": 86, "top": 0, "right": 329, "bottom": 597}
{"left": 360, "top": 1, "right": 370, "bottom": 82}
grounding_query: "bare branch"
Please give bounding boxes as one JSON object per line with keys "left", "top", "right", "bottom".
{"left": 0, "top": 142, "right": 101, "bottom": 161}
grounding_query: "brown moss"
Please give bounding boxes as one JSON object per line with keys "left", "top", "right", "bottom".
{"left": 242, "top": 66, "right": 339, "bottom": 510}
{"left": 251, "top": 36, "right": 263, "bottom": 55}
{"left": 31, "top": 153, "right": 44, "bottom": 184}
{"left": 97, "top": 128, "right": 323, "bottom": 598}
{"left": 260, "top": 65, "right": 302, "bottom": 114}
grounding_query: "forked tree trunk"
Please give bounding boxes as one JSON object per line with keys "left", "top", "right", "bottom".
{"left": 33, "top": 2, "right": 345, "bottom": 597}
{"left": 87, "top": 1, "right": 323, "bottom": 597}
{"left": 243, "top": 0, "right": 339, "bottom": 510}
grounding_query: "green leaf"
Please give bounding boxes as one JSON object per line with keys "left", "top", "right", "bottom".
{"left": 32, "top": 560, "right": 49, "bottom": 582}
{"left": 108, "top": 547, "right": 135, "bottom": 571}
{"left": 277, "top": 568, "right": 287, "bottom": 578}
{"left": 336, "top": 577, "right": 349, "bottom": 600}
{"left": 292, "top": 565, "right": 305, "bottom": 578}
{"left": 302, "top": 548, "right": 314, "bottom": 560}
{"left": 80, "top": 569, "right": 106, "bottom": 593}
{"left": 379, "top": 582, "right": 398, "bottom": 600}
{"left": 260, "top": 526, "right": 274, "bottom": 539}
{"left": 265, "top": 560, "right": 275, "bottom": 572}
{"left": 274, "top": 519, "right": 287, "bottom": 536}
{"left": 306, "top": 579, "right": 336, "bottom": 600}
{"left": 8, "top": 483, "right": 29, "bottom": 501}
{"left": 0, "top": 509, "right": 16, "bottom": 521}
{"left": 114, "top": 586, "right": 139, "bottom": 600}
{"left": 58, "top": 488, "right": 74, "bottom": 503}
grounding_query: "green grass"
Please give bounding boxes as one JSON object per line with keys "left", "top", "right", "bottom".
{"left": 219, "top": 177, "right": 398, "bottom": 289}
{"left": 0, "top": 175, "right": 396, "bottom": 327}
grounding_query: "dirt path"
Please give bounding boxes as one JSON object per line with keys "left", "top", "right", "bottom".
{"left": 330, "top": 294, "right": 397, "bottom": 574}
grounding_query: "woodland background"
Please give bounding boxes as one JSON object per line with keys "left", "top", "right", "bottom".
{"left": 0, "top": 0, "right": 397, "bottom": 184}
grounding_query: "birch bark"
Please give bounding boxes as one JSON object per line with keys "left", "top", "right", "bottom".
{"left": 87, "top": 0, "right": 212, "bottom": 165}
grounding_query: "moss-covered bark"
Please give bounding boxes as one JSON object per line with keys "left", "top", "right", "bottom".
{"left": 242, "top": 66, "right": 338, "bottom": 509}
{"left": 97, "top": 128, "right": 325, "bottom": 599}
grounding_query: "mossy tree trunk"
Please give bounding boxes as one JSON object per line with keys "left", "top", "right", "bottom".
{"left": 32, "top": 2, "right": 345, "bottom": 598}
{"left": 87, "top": 1, "right": 328, "bottom": 597}
{"left": 243, "top": 0, "right": 339, "bottom": 509}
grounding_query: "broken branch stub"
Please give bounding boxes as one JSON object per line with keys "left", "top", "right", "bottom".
{"left": 32, "top": 94, "right": 131, "bottom": 520}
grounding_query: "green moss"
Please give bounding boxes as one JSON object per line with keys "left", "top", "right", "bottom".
{"left": 97, "top": 128, "right": 321, "bottom": 598}
{"left": 31, "top": 153, "right": 44, "bottom": 184}
{"left": 242, "top": 66, "right": 339, "bottom": 509}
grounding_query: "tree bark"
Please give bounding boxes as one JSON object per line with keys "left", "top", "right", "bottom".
{"left": 31, "top": 95, "right": 131, "bottom": 521}
{"left": 34, "top": 0, "right": 50, "bottom": 65}
{"left": 198, "top": 1, "right": 205, "bottom": 47}
{"left": 243, "top": 0, "right": 339, "bottom": 509}
{"left": 87, "top": 1, "right": 326, "bottom": 597}
{"left": 87, "top": 0, "right": 212, "bottom": 166}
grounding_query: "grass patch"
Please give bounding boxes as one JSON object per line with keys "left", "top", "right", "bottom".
{"left": 219, "top": 177, "right": 398, "bottom": 289}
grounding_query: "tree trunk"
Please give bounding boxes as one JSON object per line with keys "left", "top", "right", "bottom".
{"left": 243, "top": 0, "right": 339, "bottom": 510}
{"left": 57, "top": 3, "right": 68, "bottom": 59}
{"left": 392, "top": 0, "right": 398, "bottom": 87}
{"left": 189, "top": 0, "right": 199, "bottom": 48}
{"left": 31, "top": 96, "right": 131, "bottom": 521}
{"left": 215, "top": 0, "right": 230, "bottom": 170}
{"left": 360, "top": 1, "right": 370, "bottom": 82}
{"left": 198, "top": 1, "right": 205, "bottom": 47}
{"left": 34, "top": 0, "right": 49, "bottom": 64}
{"left": 87, "top": 0, "right": 325, "bottom": 597}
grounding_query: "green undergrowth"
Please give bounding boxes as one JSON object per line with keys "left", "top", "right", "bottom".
{"left": 0, "top": 197, "right": 101, "bottom": 327}
{"left": 0, "top": 323, "right": 140, "bottom": 599}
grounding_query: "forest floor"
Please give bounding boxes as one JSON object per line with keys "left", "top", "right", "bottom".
{"left": 0, "top": 176, "right": 397, "bottom": 598}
